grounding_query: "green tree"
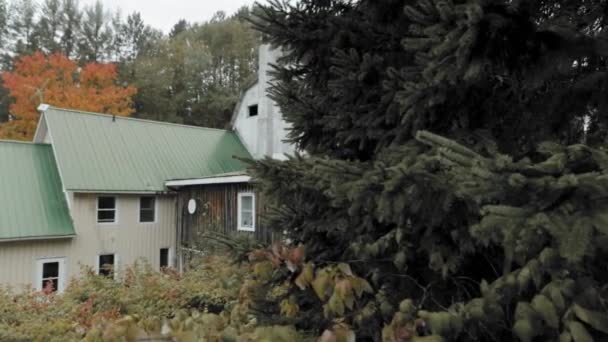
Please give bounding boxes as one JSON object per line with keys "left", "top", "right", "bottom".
{"left": 9, "top": 0, "right": 38, "bottom": 55}
{"left": 169, "top": 19, "right": 188, "bottom": 38}
{"left": 0, "top": 0, "right": 8, "bottom": 52}
{"left": 118, "top": 12, "right": 159, "bottom": 63}
{"left": 131, "top": 34, "right": 207, "bottom": 124}
{"left": 36, "top": 0, "right": 62, "bottom": 53}
{"left": 131, "top": 11, "right": 258, "bottom": 128}
{"left": 247, "top": 0, "right": 608, "bottom": 340}
{"left": 59, "top": 0, "right": 81, "bottom": 58}
{"left": 79, "top": 0, "right": 112, "bottom": 62}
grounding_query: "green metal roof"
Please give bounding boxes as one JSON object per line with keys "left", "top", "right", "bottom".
{"left": 0, "top": 141, "right": 75, "bottom": 241}
{"left": 43, "top": 107, "right": 252, "bottom": 192}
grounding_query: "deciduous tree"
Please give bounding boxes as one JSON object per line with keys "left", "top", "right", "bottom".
{"left": 0, "top": 51, "right": 136, "bottom": 140}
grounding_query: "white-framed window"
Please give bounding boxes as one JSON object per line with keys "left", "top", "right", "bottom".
{"left": 237, "top": 192, "right": 255, "bottom": 231}
{"left": 139, "top": 196, "right": 157, "bottom": 223}
{"left": 35, "top": 257, "right": 66, "bottom": 293}
{"left": 97, "top": 196, "right": 117, "bottom": 224}
{"left": 160, "top": 247, "right": 172, "bottom": 268}
{"left": 96, "top": 254, "right": 117, "bottom": 278}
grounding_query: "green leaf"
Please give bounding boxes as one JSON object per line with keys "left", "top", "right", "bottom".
{"left": 573, "top": 303, "right": 608, "bottom": 334}
{"left": 515, "top": 302, "right": 536, "bottom": 321}
{"left": 513, "top": 319, "right": 535, "bottom": 342}
{"left": 337, "top": 263, "right": 353, "bottom": 277}
{"left": 559, "top": 332, "right": 572, "bottom": 342}
{"left": 532, "top": 294, "right": 559, "bottom": 328}
{"left": 412, "top": 336, "right": 445, "bottom": 342}
{"left": 568, "top": 321, "right": 593, "bottom": 342}
{"left": 393, "top": 251, "right": 407, "bottom": 269}
{"left": 327, "top": 292, "right": 345, "bottom": 317}
{"left": 312, "top": 271, "right": 333, "bottom": 301}
{"left": 427, "top": 312, "right": 452, "bottom": 335}
{"left": 547, "top": 284, "right": 566, "bottom": 314}
{"left": 558, "top": 219, "right": 593, "bottom": 262}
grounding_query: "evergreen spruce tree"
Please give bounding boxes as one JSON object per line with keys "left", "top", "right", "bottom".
{"left": 9, "top": 0, "right": 39, "bottom": 55}
{"left": 37, "top": 0, "right": 63, "bottom": 54}
{"left": 248, "top": 0, "right": 608, "bottom": 340}
{"left": 59, "top": 0, "right": 81, "bottom": 59}
{"left": 79, "top": 0, "right": 112, "bottom": 62}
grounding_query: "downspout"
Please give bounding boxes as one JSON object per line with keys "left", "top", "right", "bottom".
{"left": 165, "top": 186, "right": 183, "bottom": 273}
{"left": 174, "top": 191, "right": 182, "bottom": 274}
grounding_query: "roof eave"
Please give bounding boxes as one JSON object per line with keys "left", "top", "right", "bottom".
{"left": 166, "top": 175, "right": 252, "bottom": 188}
{"left": 0, "top": 234, "right": 76, "bottom": 243}
{"left": 230, "top": 79, "right": 259, "bottom": 129}
{"left": 68, "top": 189, "right": 177, "bottom": 195}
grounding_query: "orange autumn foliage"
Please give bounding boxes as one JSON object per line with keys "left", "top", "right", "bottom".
{"left": 0, "top": 52, "right": 137, "bottom": 140}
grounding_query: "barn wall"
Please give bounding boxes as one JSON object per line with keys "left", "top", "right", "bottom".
{"left": 233, "top": 44, "right": 295, "bottom": 159}
{"left": 178, "top": 183, "right": 275, "bottom": 250}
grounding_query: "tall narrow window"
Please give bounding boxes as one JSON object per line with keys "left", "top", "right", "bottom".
{"left": 97, "top": 197, "right": 116, "bottom": 223}
{"left": 139, "top": 196, "right": 156, "bottom": 223}
{"left": 248, "top": 104, "right": 258, "bottom": 117}
{"left": 98, "top": 254, "right": 115, "bottom": 277}
{"left": 160, "top": 248, "right": 170, "bottom": 268}
{"left": 36, "top": 258, "right": 65, "bottom": 293}
{"left": 238, "top": 192, "right": 255, "bottom": 231}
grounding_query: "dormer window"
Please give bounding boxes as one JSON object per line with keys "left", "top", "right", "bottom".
{"left": 248, "top": 104, "right": 258, "bottom": 117}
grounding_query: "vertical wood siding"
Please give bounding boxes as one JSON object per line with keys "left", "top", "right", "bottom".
{"left": 0, "top": 193, "right": 177, "bottom": 291}
{"left": 178, "top": 183, "right": 275, "bottom": 250}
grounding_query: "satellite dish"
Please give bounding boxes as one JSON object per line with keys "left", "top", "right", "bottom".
{"left": 187, "top": 199, "right": 197, "bottom": 214}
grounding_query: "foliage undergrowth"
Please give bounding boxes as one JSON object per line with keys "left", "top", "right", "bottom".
{"left": 0, "top": 255, "right": 309, "bottom": 341}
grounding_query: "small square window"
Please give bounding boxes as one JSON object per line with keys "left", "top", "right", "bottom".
{"left": 37, "top": 258, "right": 65, "bottom": 293}
{"left": 98, "top": 254, "right": 115, "bottom": 277}
{"left": 248, "top": 104, "right": 258, "bottom": 117}
{"left": 160, "top": 248, "right": 170, "bottom": 268}
{"left": 139, "top": 196, "right": 156, "bottom": 223}
{"left": 97, "top": 197, "right": 116, "bottom": 223}
{"left": 41, "top": 262, "right": 59, "bottom": 292}
{"left": 238, "top": 192, "right": 255, "bottom": 231}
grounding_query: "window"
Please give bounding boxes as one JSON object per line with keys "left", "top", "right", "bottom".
{"left": 36, "top": 258, "right": 65, "bottom": 293}
{"left": 98, "top": 254, "right": 115, "bottom": 277}
{"left": 139, "top": 196, "right": 156, "bottom": 223}
{"left": 248, "top": 104, "right": 258, "bottom": 117}
{"left": 97, "top": 196, "right": 116, "bottom": 223}
{"left": 160, "top": 248, "right": 170, "bottom": 268}
{"left": 237, "top": 192, "right": 255, "bottom": 231}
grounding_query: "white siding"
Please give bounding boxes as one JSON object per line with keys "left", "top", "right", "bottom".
{"left": 233, "top": 44, "right": 296, "bottom": 159}
{"left": 0, "top": 194, "right": 177, "bottom": 291}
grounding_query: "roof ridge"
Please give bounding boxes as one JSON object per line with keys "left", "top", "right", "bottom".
{"left": 45, "top": 106, "right": 234, "bottom": 133}
{"left": 0, "top": 139, "right": 50, "bottom": 146}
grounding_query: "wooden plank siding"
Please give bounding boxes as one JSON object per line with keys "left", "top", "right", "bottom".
{"left": 177, "top": 183, "right": 275, "bottom": 254}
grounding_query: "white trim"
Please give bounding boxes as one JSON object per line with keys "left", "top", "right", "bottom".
{"left": 37, "top": 103, "right": 50, "bottom": 112}
{"left": 237, "top": 192, "right": 256, "bottom": 232}
{"left": 96, "top": 196, "right": 118, "bottom": 225}
{"left": 33, "top": 111, "right": 48, "bottom": 143}
{"left": 73, "top": 190, "right": 172, "bottom": 195}
{"left": 0, "top": 235, "right": 75, "bottom": 243}
{"left": 35, "top": 257, "right": 66, "bottom": 293}
{"left": 166, "top": 175, "right": 251, "bottom": 188}
{"left": 138, "top": 196, "right": 158, "bottom": 224}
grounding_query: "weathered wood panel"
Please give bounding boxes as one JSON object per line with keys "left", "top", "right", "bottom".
{"left": 178, "top": 183, "right": 275, "bottom": 250}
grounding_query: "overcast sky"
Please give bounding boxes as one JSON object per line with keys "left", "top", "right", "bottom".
{"left": 80, "top": 0, "right": 260, "bottom": 33}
